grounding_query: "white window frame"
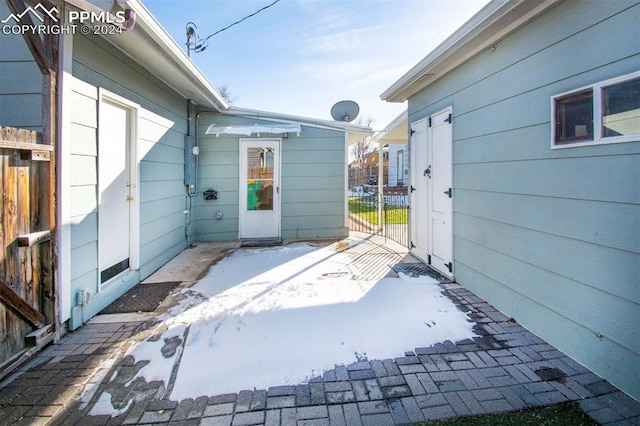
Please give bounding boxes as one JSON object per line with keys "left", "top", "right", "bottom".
{"left": 551, "top": 70, "right": 640, "bottom": 149}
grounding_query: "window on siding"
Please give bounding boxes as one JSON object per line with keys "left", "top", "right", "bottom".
{"left": 555, "top": 89, "right": 593, "bottom": 144}
{"left": 552, "top": 71, "right": 640, "bottom": 148}
{"left": 602, "top": 77, "right": 640, "bottom": 138}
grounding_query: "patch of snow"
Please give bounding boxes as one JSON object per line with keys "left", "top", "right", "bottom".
{"left": 125, "top": 324, "right": 187, "bottom": 388}
{"left": 78, "top": 357, "right": 117, "bottom": 411}
{"left": 123, "top": 243, "right": 476, "bottom": 401}
{"left": 347, "top": 186, "right": 372, "bottom": 197}
{"left": 89, "top": 391, "right": 132, "bottom": 418}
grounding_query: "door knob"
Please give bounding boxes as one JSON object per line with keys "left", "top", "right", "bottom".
{"left": 424, "top": 166, "right": 431, "bottom": 178}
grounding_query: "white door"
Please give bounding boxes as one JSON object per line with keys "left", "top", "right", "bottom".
{"left": 239, "top": 139, "right": 281, "bottom": 239}
{"left": 410, "top": 119, "right": 429, "bottom": 262}
{"left": 410, "top": 108, "right": 453, "bottom": 277}
{"left": 98, "top": 98, "right": 135, "bottom": 285}
{"left": 427, "top": 108, "right": 453, "bottom": 276}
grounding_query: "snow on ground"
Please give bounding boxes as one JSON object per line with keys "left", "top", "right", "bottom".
{"left": 347, "top": 187, "right": 372, "bottom": 197}
{"left": 124, "top": 242, "right": 476, "bottom": 401}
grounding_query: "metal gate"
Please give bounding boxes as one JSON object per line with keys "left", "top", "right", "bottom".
{"left": 348, "top": 189, "right": 409, "bottom": 247}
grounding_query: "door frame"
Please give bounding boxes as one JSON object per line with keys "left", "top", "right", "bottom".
{"left": 410, "top": 117, "right": 429, "bottom": 262}
{"left": 409, "top": 107, "right": 454, "bottom": 278}
{"left": 238, "top": 138, "right": 282, "bottom": 239}
{"left": 97, "top": 88, "right": 140, "bottom": 290}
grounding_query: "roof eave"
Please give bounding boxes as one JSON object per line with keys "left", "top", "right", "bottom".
{"left": 372, "top": 109, "right": 408, "bottom": 145}
{"left": 66, "top": 0, "right": 230, "bottom": 110}
{"left": 125, "top": 0, "right": 229, "bottom": 109}
{"left": 381, "top": 0, "right": 564, "bottom": 102}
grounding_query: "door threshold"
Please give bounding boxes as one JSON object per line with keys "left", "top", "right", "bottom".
{"left": 240, "top": 238, "right": 283, "bottom": 248}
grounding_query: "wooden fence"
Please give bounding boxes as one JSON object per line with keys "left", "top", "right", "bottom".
{"left": 0, "top": 126, "right": 55, "bottom": 379}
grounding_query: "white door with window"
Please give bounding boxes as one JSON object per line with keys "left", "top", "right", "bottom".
{"left": 98, "top": 94, "right": 138, "bottom": 286}
{"left": 410, "top": 107, "right": 453, "bottom": 277}
{"left": 239, "top": 139, "right": 281, "bottom": 239}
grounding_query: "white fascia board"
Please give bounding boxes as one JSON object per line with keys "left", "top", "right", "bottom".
{"left": 225, "top": 107, "right": 372, "bottom": 134}
{"left": 381, "top": 0, "right": 563, "bottom": 102}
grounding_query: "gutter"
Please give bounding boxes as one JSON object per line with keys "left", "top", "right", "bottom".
{"left": 224, "top": 107, "right": 372, "bottom": 134}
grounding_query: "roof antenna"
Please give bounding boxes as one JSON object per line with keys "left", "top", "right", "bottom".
{"left": 186, "top": 22, "right": 197, "bottom": 58}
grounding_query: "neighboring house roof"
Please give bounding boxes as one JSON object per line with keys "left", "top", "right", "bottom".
{"left": 381, "top": 0, "right": 562, "bottom": 102}
{"left": 74, "top": 0, "right": 229, "bottom": 110}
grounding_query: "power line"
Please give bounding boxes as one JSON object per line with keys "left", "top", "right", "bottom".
{"left": 187, "top": 0, "right": 281, "bottom": 54}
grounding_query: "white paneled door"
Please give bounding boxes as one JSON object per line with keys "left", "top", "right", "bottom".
{"left": 98, "top": 96, "right": 137, "bottom": 285}
{"left": 410, "top": 107, "right": 453, "bottom": 277}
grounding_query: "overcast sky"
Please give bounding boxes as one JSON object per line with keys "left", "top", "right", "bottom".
{"left": 146, "top": 0, "right": 490, "bottom": 129}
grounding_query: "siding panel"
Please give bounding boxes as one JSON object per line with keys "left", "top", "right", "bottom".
{"left": 455, "top": 155, "right": 639, "bottom": 203}
{"left": 70, "top": 123, "right": 98, "bottom": 156}
{"left": 66, "top": 33, "right": 190, "bottom": 323}
{"left": 455, "top": 212, "right": 639, "bottom": 301}
{"left": 454, "top": 124, "right": 640, "bottom": 164}
{"left": 454, "top": 236, "right": 638, "bottom": 352}
{"left": 407, "top": 0, "right": 640, "bottom": 399}
{"left": 0, "top": 94, "right": 41, "bottom": 129}
{"left": 454, "top": 260, "right": 639, "bottom": 402}
{"left": 194, "top": 114, "right": 347, "bottom": 241}
{"left": 71, "top": 155, "right": 97, "bottom": 186}
{"left": 0, "top": 61, "right": 41, "bottom": 94}
{"left": 454, "top": 190, "right": 639, "bottom": 254}
{"left": 70, "top": 186, "right": 97, "bottom": 217}
{"left": 0, "top": 3, "right": 43, "bottom": 130}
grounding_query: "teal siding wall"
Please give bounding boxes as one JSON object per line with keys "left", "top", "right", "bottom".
{"left": 69, "top": 35, "right": 189, "bottom": 321}
{"left": 0, "top": 2, "right": 42, "bottom": 130}
{"left": 195, "top": 114, "right": 348, "bottom": 241}
{"left": 407, "top": 1, "right": 640, "bottom": 398}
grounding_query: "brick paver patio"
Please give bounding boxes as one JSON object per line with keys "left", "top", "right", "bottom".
{"left": 1, "top": 239, "right": 638, "bottom": 425}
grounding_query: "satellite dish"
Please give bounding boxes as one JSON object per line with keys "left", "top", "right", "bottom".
{"left": 331, "top": 100, "right": 359, "bottom": 122}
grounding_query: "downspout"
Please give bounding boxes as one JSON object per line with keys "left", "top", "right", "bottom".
{"left": 187, "top": 110, "right": 219, "bottom": 245}
{"left": 185, "top": 99, "right": 196, "bottom": 246}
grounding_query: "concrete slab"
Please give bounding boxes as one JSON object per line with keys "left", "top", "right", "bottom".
{"left": 142, "top": 241, "right": 240, "bottom": 284}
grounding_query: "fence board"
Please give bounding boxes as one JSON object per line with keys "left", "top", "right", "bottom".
{"left": 3, "top": 150, "right": 19, "bottom": 287}
{"left": 0, "top": 126, "right": 54, "bottom": 371}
